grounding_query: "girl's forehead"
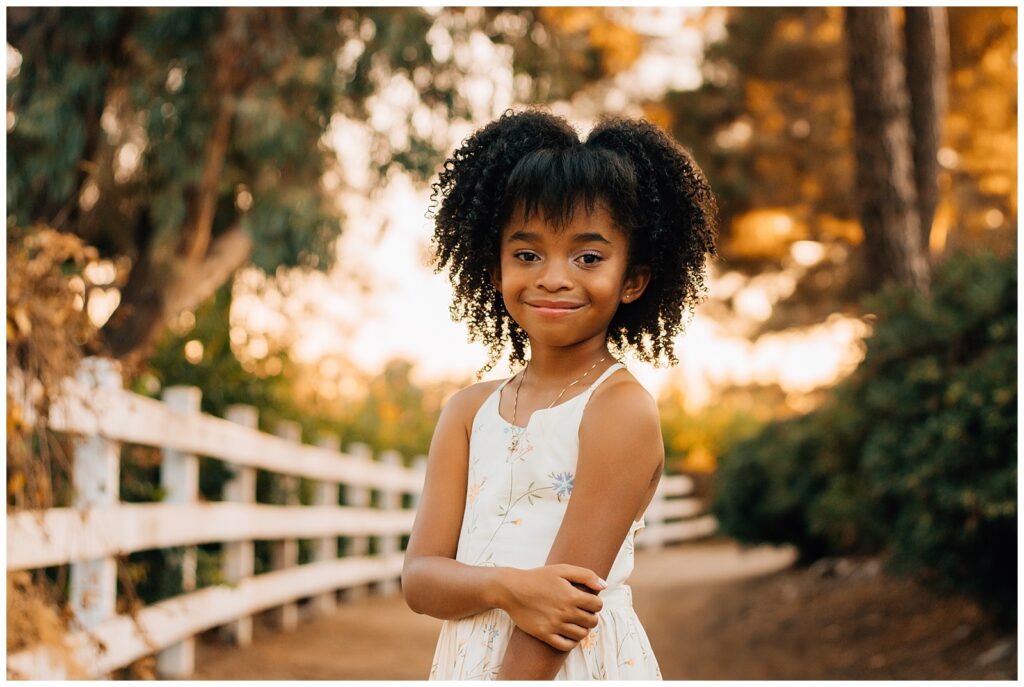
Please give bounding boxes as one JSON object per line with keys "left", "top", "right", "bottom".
{"left": 501, "top": 201, "right": 626, "bottom": 240}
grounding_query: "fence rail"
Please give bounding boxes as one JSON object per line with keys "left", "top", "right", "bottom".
{"left": 7, "top": 357, "right": 716, "bottom": 679}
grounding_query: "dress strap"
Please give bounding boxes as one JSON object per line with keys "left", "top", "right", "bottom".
{"left": 586, "top": 361, "right": 625, "bottom": 391}
{"left": 496, "top": 371, "right": 521, "bottom": 392}
{"left": 567, "top": 361, "right": 626, "bottom": 415}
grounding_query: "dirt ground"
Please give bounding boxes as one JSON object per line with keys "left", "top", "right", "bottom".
{"left": 189, "top": 538, "right": 1016, "bottom": 680}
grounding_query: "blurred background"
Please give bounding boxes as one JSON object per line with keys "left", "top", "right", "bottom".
{"left": 6, "top": 6, "right": 1017, "bottom": 680}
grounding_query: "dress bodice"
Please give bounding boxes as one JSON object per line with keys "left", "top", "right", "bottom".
{"left": 454, "top": 362, "right": 646, "bottom": 594}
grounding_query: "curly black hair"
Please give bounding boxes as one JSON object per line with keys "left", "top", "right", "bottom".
{"left": 428, "top": 108, "right": 719, "bottom": 376}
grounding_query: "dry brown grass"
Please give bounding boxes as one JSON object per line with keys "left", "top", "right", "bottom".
{"left": 5, "top": 572, "right": 87, "bottom": 679}
{"left": 7, "top": 227, "right": 103, "bottom": 678}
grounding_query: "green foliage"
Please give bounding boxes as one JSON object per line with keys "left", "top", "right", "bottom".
{"left": 336, "top": 359, "right": 449, "bottom": 462}
{"left": 711, "top": 248, "right": 1017, "bottom": 622}
{"left": 855, "top": 248, "right": 1017, "bottom": 622}
{"left": 138, "top": 282, "right": 296, "bottom": 423}
{"left": 711, "top": 412, "right": 832, "bottom": 563}
{"left": 8, "top": 8, "right": 423, "bottom": 270}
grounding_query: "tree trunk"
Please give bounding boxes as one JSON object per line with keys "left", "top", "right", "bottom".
{"left": 101, "top": 226, "right": 252, "bottom": 378}
{"left": 904, "top": 6, "right": 949, "bottom": 258}
{"left": 843, "top": 7, "right": 931, "bottom": 295}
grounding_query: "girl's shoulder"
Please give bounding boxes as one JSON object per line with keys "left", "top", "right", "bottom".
{"left": 585, "top": 366, "right": 659, "bottom": 429}
{"left": 443, "top": 377, "right": 506, "bottom": 435}
{"left": 580, "top": 366, "right": 664, "bottom": 473}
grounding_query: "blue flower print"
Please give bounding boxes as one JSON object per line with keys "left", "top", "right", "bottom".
{"left": 549, "top": 471, "right": 574, "bottom": 501}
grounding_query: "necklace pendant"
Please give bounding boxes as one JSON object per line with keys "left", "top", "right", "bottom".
{"left": 509, "top": 434, "right": 520, "bottom": 453}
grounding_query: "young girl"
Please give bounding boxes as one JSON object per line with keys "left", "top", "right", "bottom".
{"left": 402, "top": 109, "right": 718, "bottom": 680}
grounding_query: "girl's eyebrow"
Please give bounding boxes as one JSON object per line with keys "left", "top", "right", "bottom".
{"left": 507, "top": 230, "right": 538, "bottom": 242}
{"left": 572, "top": 232, "right": 612, "bottom": 245}
{"left": 507, "top": 230, "right": 612, "bottom": 245}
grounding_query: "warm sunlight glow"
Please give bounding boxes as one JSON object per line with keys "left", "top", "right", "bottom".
{"left": 7, "top": 43, "right": 22, "bottom": 79}
{"left": 184, "top": 339, "right": 204, "bottom": 364}
{"left": 790, "top": 240, "right": 826, "bottom": 267}
{"left": 86, "top": 288, "right": 121, "bottom": 328}
{"left": 224, "top": 11, "right": 867, "bottom": 414}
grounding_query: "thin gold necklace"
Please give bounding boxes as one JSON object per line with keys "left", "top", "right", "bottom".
{"left": 507, "top": 355, "right": 609, "bottom": 454}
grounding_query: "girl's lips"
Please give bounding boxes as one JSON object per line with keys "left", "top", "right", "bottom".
{"left": 526, "top": 302, "right": 586, "bottom": 317}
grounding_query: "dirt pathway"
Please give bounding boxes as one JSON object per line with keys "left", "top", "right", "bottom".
{"left": 189, "top": 539, "right": 1015, "bottom": 680}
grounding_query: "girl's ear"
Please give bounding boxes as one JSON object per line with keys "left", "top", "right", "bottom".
{"left": 621, "top": 265, "right": 651, "bottom": 304}
{"left": 489, "top": 264, "right": 502, "bottom": 289}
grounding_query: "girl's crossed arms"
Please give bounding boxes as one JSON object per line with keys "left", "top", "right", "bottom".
{"left": 401, "top": 370, "right": 663, "bottom": 678}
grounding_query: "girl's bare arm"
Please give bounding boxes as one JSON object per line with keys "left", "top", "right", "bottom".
{"left": 401, "top": 381, "right": 514, "bottom": 619}
{"left": 496, "top": 379, "right": 664, "bottom": 679}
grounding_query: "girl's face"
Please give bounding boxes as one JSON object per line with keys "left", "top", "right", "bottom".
{"left": 492, "top": 200, "right": 650, "bottom": 351}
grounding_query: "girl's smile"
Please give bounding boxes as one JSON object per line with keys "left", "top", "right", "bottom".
{"left": 526, "top": 299, "right": 587, "bottom": 317}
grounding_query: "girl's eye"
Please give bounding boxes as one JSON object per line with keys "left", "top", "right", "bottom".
{"left": 514, "top": 250, "right": 539, "bottom": 262}
{"left": 578, "top": 253, "right": 603, "bottom": 265}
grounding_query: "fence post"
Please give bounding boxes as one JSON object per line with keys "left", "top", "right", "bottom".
{"left": 69, "top": 358, "right": 121, "bottom": 638}
{"left": 343, "top": 442, "right": 373, "bottom": 602}
{"left": 220, "top": 404, "right": 258, "bottom": 646}
{"left": 270, "top": 420, "right": 301, "bottom": 630}
{"left": 311, "top": 432, "right": 341, "bottom": 616}
{"left": 156, "top": 385, "right": 202, "bottom": 678}
{"left": 637, "top": 477, "right": 667, "bottom": 551}
{"left": 377, "top": 449, "right": 402, "bottom": 595}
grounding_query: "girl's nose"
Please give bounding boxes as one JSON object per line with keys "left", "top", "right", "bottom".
{"left": 536, "top": 259, "right": 573, "bottom": 291}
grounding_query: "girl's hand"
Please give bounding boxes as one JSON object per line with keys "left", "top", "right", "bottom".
{"left": 498, "top": 564, "right": 605, "bottom": 651}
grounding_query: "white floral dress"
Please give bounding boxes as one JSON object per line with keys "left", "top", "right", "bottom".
{"left": 429, "top": 362, "right": 662, "bottom": 680}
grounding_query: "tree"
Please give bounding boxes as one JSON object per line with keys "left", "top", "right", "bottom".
{"left": 904, "top": 7, "right": 950, "bottom": 257}
{"left": 655, "top": 8, "right": 1011, "bottom": 302}
{"left": 7, "top": 7, "right": 650, "bottom": 379}
{"left": 843, "top": 7, "right": 931, "bottom": 294}
{"left": 8, "top": 9, "right": 329, "bottom": 373}
{"left": 4, "top": 8, "right": 479, "bottom": 376}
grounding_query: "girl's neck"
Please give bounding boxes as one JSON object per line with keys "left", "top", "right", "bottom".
{"left": 521, "top": 336, "right": 614, "bottom": 387}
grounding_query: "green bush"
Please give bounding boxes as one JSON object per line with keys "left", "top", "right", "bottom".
{"left": 711, "top": 248, "right": 1017, "bottom": 623}
{"left": 711, "top": 413, "right": 832, "bottom": 564}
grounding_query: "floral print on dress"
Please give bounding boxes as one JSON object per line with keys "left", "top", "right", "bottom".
{"left": 580, "top": 622, "right": 600, "bottom": 650}
{"left": 501, "top": 425, "right": 534, "bottom": 463}
{"left": 480, "top": 623, "right": 501, "bottom": 649}
{"left": 549, "top": 471, "right": 574, "bottom": 500}
{"left": 468, "top": 480, "right": 485, "bottom": 505}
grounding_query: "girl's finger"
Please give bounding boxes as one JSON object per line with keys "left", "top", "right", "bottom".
{"left": 576, "top": 593, "right": 604, "bottom": 615}
{"left": 559, "top": 623, "right": 590, "bottom": 641}
{"left": 556, "top": 564, "right": 607, "bottom": 592}
{"left": 549, "top": 634, "right": 580, "bottom": 652}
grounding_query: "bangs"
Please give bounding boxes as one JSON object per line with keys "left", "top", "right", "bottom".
{"left": 498, "top": 145, "right": 638, "bottom": 231}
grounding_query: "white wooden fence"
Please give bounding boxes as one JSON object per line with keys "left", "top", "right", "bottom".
{"left": 7, "top": 357, "right": 714, "bottom": 679}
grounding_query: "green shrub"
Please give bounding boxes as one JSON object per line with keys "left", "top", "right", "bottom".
{"left": 712, "top": 413, "right": 832, "bottom": 563}
{"left": 711, "top": 248, "right": 1017, "bottom": 622}
{"left": 856, "top": 249, "right": 1017, "bottom": 623}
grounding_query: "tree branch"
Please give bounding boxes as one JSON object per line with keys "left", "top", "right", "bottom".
{"left": 166, "top": 225, "right": 253, "bottom": 318}
{"left": 180, "top": 7, "right": 249, "bottom": 262}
